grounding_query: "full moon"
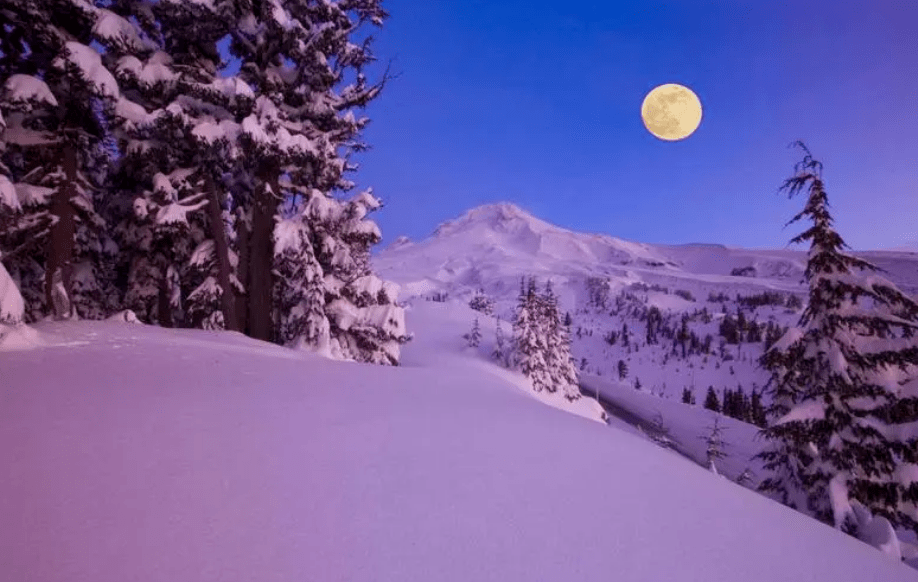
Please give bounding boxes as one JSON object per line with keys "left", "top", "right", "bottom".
{"left": 641, "top": 84, "right": 703, "bottom": 141}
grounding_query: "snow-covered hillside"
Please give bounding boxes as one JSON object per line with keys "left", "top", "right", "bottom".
{"left": 2, "top": 307, "right": 917, "bottom": 581}
{"left": 376, "top": 202, "right": 918, "bottom": 405}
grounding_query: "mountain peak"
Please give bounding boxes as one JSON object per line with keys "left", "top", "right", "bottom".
{"left": 431, "top": 201, "right": 556, "bottom": 239}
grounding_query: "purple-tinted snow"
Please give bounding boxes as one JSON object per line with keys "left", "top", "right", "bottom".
{"left": 1, "top": 307, "right": 915, "bottom": 581}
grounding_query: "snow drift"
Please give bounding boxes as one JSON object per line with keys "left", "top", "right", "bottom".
{"left": 1, "top": 308, "right": 916, "bottom": 581}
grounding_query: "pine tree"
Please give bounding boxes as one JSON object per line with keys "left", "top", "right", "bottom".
{"left": 227, "top": 0, "right": 389, "bottom": 343}
{"left": 107, "top": 0, "right": 245, "bottom": 330}
{"left": 702, "top": 416, "right": 728, "bottom": 474}
{"left": 0, "top": 1, "right": 131, "bottom": 320}
{"left": 704, "top": 386, "right": 721, "bottom": 413}
{"left": 514, "top": 278, "right": 550, "bottom": 392}
{"left": 756, "top": 142, "right": 918, "bottom": 534}
{"left": 492, "top": 316, "right": 509, "bottom": 366}
{"left": 551, "top": 291, "right": 580, "bottom": 401}
{"left": 464, "top": 317, "right": 481, "bottom": 348}
{"left": 617, "top": 359, "right": 628, "bottom": 380}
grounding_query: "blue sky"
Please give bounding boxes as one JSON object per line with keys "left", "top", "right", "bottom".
{"left": 353, "top": 1, "right": 917, "bottom": 250}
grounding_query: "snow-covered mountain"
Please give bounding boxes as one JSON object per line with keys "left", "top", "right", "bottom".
{"left": 378, "top": 202, "right": 918, "bottom": 295}
{"left": 376, "top": 202, "right": 918, "bottom": 403}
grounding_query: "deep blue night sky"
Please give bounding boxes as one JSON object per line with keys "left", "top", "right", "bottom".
{"left": 351, "top": 1, "right": 918, "bottom": 250}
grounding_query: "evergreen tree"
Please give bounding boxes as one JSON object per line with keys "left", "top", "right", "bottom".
{"left": 464, "top": 317, "right": 481, "bottom": 348}
{"left": 107, "top": 0, "right": 245, "bottom": 330}
{"left": 227, "top": 0, "right": 389, "bottom": 343}
{"left": 513, "top": 278, "right": 550, "bottom": 392}
{"left": 704, "top": 386, "right": 721, "bottom": 413}
{"left": 702, "top": 416, "right": 728, "bottom": 474}
{"left": 492, "top": 316, "right": 510, "bottom": 366}
{"left": 0, "top": 1, "right": 132, "bottom": 320}
{"left": 617, "top": 359, "right": 628, "bottom": 380}
{"left": 756, "top": 142, "right": 918, "bottom": 534}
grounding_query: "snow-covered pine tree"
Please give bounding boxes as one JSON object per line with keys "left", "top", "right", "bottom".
{"left": 0, "top": 1, "right": 131, "bottom": 320}
{"left": 464, "top": 317, "right": 481, "bottom": 348}
{"left": 540, "top": 281, "right": 579, "bottom": 399}
{"left": 513, "top": 278, "right": 551, "bottom": 392}
{"left": 304, "top": 188, "right": 408, "bottom": 364}
{"left": 492, "top": 316, "right": 510, "bottom": 366}
{"left": 756, "top": 142, "right": 918, "bottom": 535}
{"left": 702, "top": 416, "right": 728, "bottom": 475}
{"left": 227, "top": 0, "right": 391, "bottom": 343}
{"left": 273, "top": 212, "right": 327, "bottom": 348}
{"left": 106, "top": 0, "right": 247, "bottom": 329}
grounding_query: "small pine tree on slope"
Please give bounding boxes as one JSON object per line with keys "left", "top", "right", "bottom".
{"left": 464, "top": 317, "right": 481, "bottom": 348}
{"left": 756, "top": 142, "right": 918, "bottom": 535}
{"left": 513, "top": 278, "right": 551, "bottom": 392}
{"left": 512, "top": 278, "right": 580, "bottom": 400}
{"left": 541, "top": 282, "right": 580, "bottom": 401}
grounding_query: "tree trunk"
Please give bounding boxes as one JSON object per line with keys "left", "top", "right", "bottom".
{"left": 247, "top": 176, "right": 277, "bottom": 342}
{"left": 157, "top": 272, "right": 173, "bottom": 328}
{"left": 236, "top": 209, "right": 250, "bottom": 335}
{"left": 205, "top": 174, "right": 239, "bottom": 332}
{"left": 45, "top": 144, "right": 77, "bottom": 319}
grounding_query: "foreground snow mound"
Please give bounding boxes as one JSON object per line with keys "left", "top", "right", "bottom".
{"left": 0, "top": 323, "right": 41, "bottom": 351}
{"left": 1, "top": 320, "right": 915, "bottom": 581}
{"left": 0, "top": 260, "right": 24, "bottom": 323}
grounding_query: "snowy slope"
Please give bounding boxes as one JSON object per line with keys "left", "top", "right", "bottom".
{"left": 2, "top": 311, "right": 916, "bottom": 581}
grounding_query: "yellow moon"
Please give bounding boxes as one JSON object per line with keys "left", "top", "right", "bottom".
{"left": 641, "top": 84, "right": 703, "bottom": 141}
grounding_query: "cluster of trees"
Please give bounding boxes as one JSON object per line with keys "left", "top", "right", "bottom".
{"left": 0, "top": 0, "right": 408, "bottom": 364}
{"left": 468, "top": 292, "right": 494, "bottom": 315}
{"left": 500, "top": 278, "right": 580, "bottom": 400}
{"left": 736, "top": 290, "right": 803, "bottom": 310}
{"left": 718, "top": 311, "right": 790, "bottom": 350}
{"left": 757, "top": 143, "right": 918, "bottom": 539}
{"left": 690, "top": 385, "right": 766, "bottom": 427}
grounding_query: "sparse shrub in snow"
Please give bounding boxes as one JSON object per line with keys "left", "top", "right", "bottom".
{"left": 757, "top": 143, "right": 918, "bottom": 537}
{"left": 736, "top": 467, "right": 757, "bottom": 489}
{"left": 674, "top": 289, "right": 695, "bottom": 302}
{"left": 648, "top": 412, "right": 677, "bottom": 450}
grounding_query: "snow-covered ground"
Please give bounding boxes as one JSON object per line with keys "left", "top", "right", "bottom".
{"left": 2, "top": 302, "right": 917, "bottom": 581}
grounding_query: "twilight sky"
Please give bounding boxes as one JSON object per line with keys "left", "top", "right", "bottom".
{"left": 353, "top": 0, "right": 918, "bottom": 251}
